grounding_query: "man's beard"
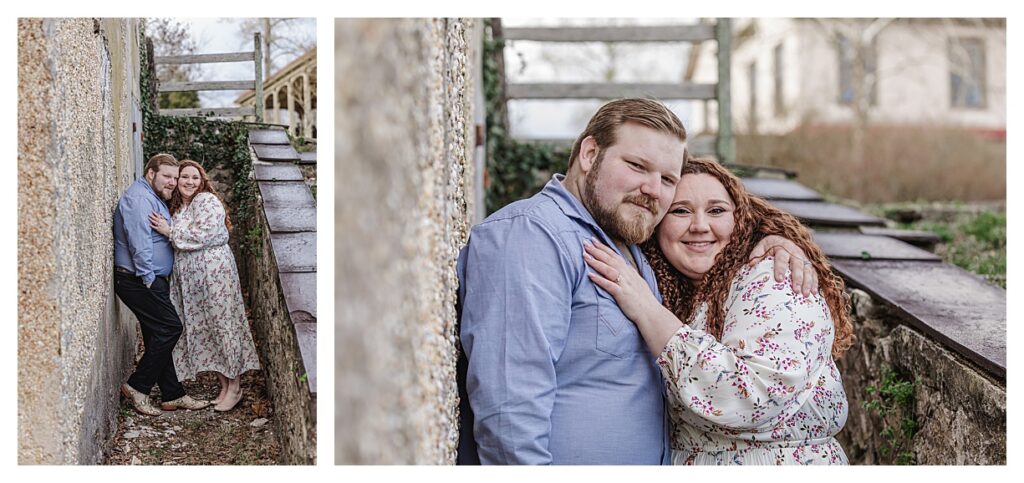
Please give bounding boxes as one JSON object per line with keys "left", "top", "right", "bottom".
{"left": 582, "top": 154, "right": 659, "bottom": 245}
{"left": 150, "top": 178, "right": 173, "bottom": 200}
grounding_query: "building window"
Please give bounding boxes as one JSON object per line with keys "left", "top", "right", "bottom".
{"left": 950, "top": 37, "right": 986, "bottom": 109}
{"left": 773, "top": 43, "right": 784, "bottom": 116}
{"left": 837, "top": 34, "right": 877, "bottom": 106}
{"left": 748, "top": 61, "right": 758, "bottom": 133}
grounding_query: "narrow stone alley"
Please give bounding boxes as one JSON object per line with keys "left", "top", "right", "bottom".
{"left": 103, "top": 369, "right": 280, "bottom": 465}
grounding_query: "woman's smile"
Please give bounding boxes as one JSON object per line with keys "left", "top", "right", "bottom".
{"left": 178, "top": 165, "right": 202, "bottom": 199}
{"left": 657, "top": 173, "right": 737, "bottom": 281}
{"left": 681, "top": 240, "right": 717, "bottom": 253}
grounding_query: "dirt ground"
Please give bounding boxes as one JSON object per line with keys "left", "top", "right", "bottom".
{"left": 103, "top": 370, "right": 280, "bottom": 465}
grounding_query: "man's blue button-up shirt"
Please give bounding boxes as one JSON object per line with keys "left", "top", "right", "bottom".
{"left": 113, "top": 177, "right": 174, "bottom": 286}
{"left": 457, "top": 174, "right": 671, "bottom": 465}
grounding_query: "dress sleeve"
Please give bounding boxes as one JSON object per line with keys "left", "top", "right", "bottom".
{"left": 170, "top": 193, "right": 230, "bottom": 251}
{"left": 459, "top": 215, "right": 574, "bottom": 465}
{"left": 656, "top": 258, "right": 835, "bottom": 432}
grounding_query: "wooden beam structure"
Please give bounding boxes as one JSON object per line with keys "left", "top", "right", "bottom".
{"left": 153, "top": 33, "right": 264, "bottom": 122}
{"left": 158, "top": 80, "right": 255, "bottom": 92}
{"left": 154, "top": 52, "right": 254, "bottom": 64}
{"left": 502, "top": 25, "right": 716, "bottom": 42}
{"left": 161, "top": 107, "right": 256, "bottom": 117}
{"left": 506, "top": 82, "right": 716, "bottom": 100}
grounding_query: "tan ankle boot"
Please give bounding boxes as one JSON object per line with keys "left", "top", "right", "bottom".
{"left": 121, "top": 383, "right": 162, "bottom": 416}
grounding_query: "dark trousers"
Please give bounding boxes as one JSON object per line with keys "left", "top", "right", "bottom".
{"left": 114, "top": 270, "right": 186, "bottom": 402}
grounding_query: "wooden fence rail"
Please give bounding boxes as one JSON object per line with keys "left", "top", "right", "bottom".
{"left": 496, "top": 19, "right": 733, "bottom": 163}
{"left": 154, "top": 33, "right": 263, "bottom": 121}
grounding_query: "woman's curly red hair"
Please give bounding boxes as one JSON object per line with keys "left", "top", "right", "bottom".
{"left": 169, "top": 160, "right": 232, "bottom": 232}
{"left": 642, "top": 158, "right": 854, "bottom": 358}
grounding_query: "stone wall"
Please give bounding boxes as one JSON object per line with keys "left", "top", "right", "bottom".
{"left": 240, "top": 188, "right": 317, "bottom": 465}
{"left": 18, "top": 18, "right": 143, "bottom": 464}
{"left": 335, "top": 18, "right": 478, "bottom": 464}
{"left": 836, "top": 289, "right": 1006, "bottom": 464}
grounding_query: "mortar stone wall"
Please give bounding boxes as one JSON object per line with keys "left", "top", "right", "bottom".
{"left": 241, "top": 203, "right": 317, "bottom": 465}
{"left": 18, "top": 18, "right": 143, "bottom": 464}
{"left": 836, "top": 289, "right": 1006, "bottom": 464}
{"left": 335, "top": 18, "right": 478, "bottom": 464}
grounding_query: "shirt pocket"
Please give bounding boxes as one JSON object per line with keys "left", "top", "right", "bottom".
{"left": 595, "top": 288, "right": 645, "bottom": 358}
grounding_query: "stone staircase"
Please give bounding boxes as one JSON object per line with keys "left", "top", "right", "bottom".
{"left": 743, "top": 171, "right": 1006, "bottom": 464}
{"left": 244, "top": 128, "right": 317, "bottom": 464}
{"left": 742, "top": 173, "right": 1005, "bottom": 379}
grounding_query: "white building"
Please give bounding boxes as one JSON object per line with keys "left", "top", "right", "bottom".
{"left": 687, "top": 18, "right": 1005, "bottom": 138}
{"left": 237, "top": 47, "right": 317, "bottom": 139}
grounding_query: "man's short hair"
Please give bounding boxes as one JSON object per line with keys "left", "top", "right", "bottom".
{"left": 568, "top": 98, "right": 688, "bottom": 169}
{"left": 145, "top": 153, "right": 179, "bottom": 175}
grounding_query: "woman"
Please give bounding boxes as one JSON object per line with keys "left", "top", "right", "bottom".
{"left": 150, "top": 160, "right": 260, "bottom": 412}
{"left": 584, "top": 157, "right": 853, "bottom": 465}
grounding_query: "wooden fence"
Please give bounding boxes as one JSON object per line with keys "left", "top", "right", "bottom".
{"left": 154, "top": 33, "right": 264, "bottom": 122}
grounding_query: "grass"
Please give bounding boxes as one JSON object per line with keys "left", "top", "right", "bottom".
{"left": 870, "top": 202, "right": 1006, "bottom": 288}
{"left": 941, "top": 211, "right": 1006, "bottom": 288}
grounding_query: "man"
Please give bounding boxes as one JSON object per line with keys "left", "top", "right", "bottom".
{"left": 114, "top": 153, "right": 208, "bottom": 416}
{"left": 456, "top": 98, "right": 815, "bottom": 464}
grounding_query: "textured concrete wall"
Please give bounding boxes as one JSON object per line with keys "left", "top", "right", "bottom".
{"left": 335, "top": 18, "right": 478, "bottom": 464}
{"left": 836, "top": 289, "right": 1006, "bottom": 464}
{"left": 18, "top": 18, "right": 142, "bottom": 464}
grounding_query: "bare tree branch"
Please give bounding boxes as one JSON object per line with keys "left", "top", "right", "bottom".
{"left": 230, "top": 17, "right": 315, "bottom": 78}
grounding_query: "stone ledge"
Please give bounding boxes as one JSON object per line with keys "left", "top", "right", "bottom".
{"left": 858, "top": 226, "right": 942, "bottom": 248}
{"left": 254, "top": 164, "right": 304, "bottom": 182}
{"left": 762, "top": 177, "right": 1006, "bottom": 382}
{"left": 834, "top": 259, "right": 1006, "bottom": 380}
{"left": 281, "top": 272, "right": 316, "bottom": 320}
{"left": 269, "top": 232, "right": 317, "bottom": 273}
{"left": 249, "top": 129, "right": 291, "bottom": 145}
{"left": 264, "top": 204, "right": 316, "bottom": 233}
{"left": 813, "top": 232, "right": 941, "bottom": 261}
{"left": 741, "top": 177, "right": 823, "bottom": 201}
{"left": 258, "top": 181, "right": 315, "bottom": 207}
{"left": 253, "top": 143, "right": 300, "bottom": 162}
{"left": 242, "top": 158, "right": 317, "bottom": 462}
{"left": 770, "top": 200, "right": 887, "bottom": 227}
{"left": 837, "top": 290, "right": 1005, "bottom": 464}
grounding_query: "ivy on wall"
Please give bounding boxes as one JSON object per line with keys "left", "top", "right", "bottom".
{"left": 483, "top": 19, "right": 570, "bottom": 214}
{"left": 139, "top": 34, "right": 261, "bottom": 257}
{"left": 863, "top": 366, "right": 919, "bottom": 465}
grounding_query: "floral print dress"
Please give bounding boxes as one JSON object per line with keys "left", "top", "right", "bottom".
{"left": 658, "top": 257, "right": 849, "bottom": 465}
{"left": 168, "top": 192, "right": 260, "bottom": 380}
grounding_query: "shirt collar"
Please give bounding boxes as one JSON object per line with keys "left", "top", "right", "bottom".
{"left": 541, "top": 174, "right": 602, "bottom": 230}
{"left": 543, "top": 173, "right": 634, "bottom": 253}
{"left": 137, "top": 176, "right": 168, "bottom": 206}
{"left": 541, "top": 174, "right": 654, "bottom": 276}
